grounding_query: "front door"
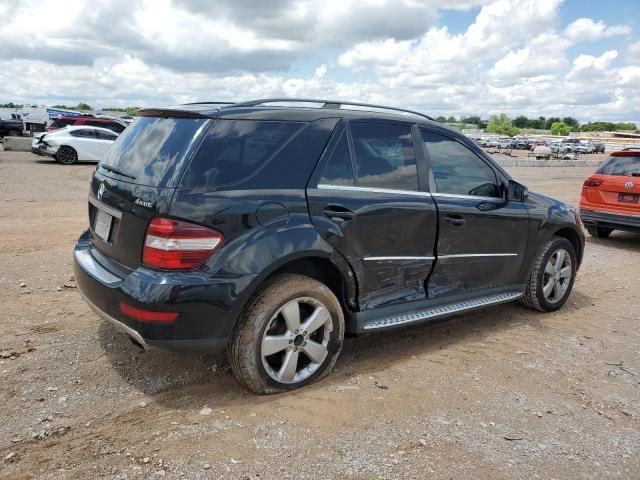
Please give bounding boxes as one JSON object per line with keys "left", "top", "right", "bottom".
{"left": 420, "top": 128, "right": 530, "bottom": 298}
{"left": 307, "top": 121, "right": 438, "bottom": 309}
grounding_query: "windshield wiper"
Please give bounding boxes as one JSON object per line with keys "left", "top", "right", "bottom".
{"left": 100, "top": 164, "right": 136, "bottom": 180}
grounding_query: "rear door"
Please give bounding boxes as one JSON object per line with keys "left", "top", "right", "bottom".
{"left": 307, "top": 121, "right": 438, "bottom": 309}
{"left": 420, "top": 128, "right": 530, "bottom": 298}
{"left": 586, "top": 155, "right": 640, "bottom": 214}
{"left": 89, "top": 116, "right": 210, "bottom": 269}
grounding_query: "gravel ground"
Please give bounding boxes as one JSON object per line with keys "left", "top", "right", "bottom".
{"left": 0, "top": 149, "right": 638, "bottom": 479}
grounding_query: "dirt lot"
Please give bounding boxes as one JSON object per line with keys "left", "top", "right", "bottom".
{"left": 0, "top": 149, "right": 638, "bottom": 480}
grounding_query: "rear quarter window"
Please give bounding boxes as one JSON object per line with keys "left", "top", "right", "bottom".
{"left": 597, "top": 156, "right": 640, "bottom": 176}
{"left": 179, "top": 119, "right": 306, "bottom": 189}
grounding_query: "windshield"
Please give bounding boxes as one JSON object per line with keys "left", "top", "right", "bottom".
{"left": 596, "top": 156, "right": 640, "bottom": 176}
{"left": 98, "top": 116, "right": 209, "bottom": 187}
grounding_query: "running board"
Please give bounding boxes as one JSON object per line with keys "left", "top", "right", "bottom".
{"left": 361, "top": 291, "right": 523, "bottom": 331}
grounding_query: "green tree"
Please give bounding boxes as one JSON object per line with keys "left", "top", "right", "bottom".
{"left": 460, "top": 115, "right": 482, "bottom": 126}
{"left": 513, "top": 115, "right": 528, "bottom": 128}
{"left": 485, "top": 114, "right": 520, "bottom": 137}
{"left": 436, "top": 115, "right": 447, "bottom": 123}
{"left": 550, "top": 121, "right": 571, "bottom": 136}
{"left": 446, "top": 116, "right": 457, "bottom": 123}
{"left": 76, "top": 102, "right": 92, "bottom": 110}
{"left": 562, "top": 116, "right": 579, "bottom": 129}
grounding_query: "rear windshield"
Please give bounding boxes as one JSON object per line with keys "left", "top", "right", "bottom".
{"left": 98, "top": 117, "right": 209, "bottom": 187}
{"left": 597, "top": 156, "right": 640, "bottom": 176}
{"left": 179, "top": 119, "right": 304, "bottom": 188}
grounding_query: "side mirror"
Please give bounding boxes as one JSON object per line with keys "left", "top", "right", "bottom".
{"left": 507, "top": 179, "right": 528, "bottom": 202}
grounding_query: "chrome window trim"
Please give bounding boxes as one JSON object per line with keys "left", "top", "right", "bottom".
{"left": 431, "top": 192, "right": 502, "bottom": 202}
{"left": 317, "top": 184, "right": 431, "bottom": 197}
{"left": 438, "top": 253, "right": 518, "bottom": 259}
{"left": 89, "top": 196, "right": 123, "bottom": 219}
{"left": 364, "top": 256, "right": 435, "bottom": 261}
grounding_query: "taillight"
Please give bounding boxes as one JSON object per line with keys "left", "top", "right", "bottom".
{"left": 583, "top": 178, "right": 603, "bottom": 188}
{"left": 142, "top": 218, "right": 223, "bottom": 270}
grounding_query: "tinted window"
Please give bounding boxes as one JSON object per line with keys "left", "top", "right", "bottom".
{"left": 319, "top": 132, "right": 354, "bottom": 186}
{"left": 350, "top": 123, "right": 417, "bottom": 191}
{"left": 50, "top": 119, "right": 74, "bottom": 128}
{"left": 70, "top": 129, "right": 96, "bottom": 138}
{"left": 597, "top": 156, "right": 640, "bottom": 176}
{"left": 181, "top": 119, "right": 303, "bottom": 188}
{"left": 99, "top": 117, "right": 208, "bottom": 187}
{"left": 422, "top": 130, "right": 499, "bottom": 197}
{"left": 96, "top": 130, "right": 118, "bottom": 141}
{"left": 86, "top": 120, "right": 125, "bottom": 133}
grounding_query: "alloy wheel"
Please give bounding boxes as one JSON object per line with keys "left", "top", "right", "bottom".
{"left": 57, "top": 147, "right": 77, "bottom": 164}
{"left": 260, "top": 297, "right": 333, "bottom": 385}
{"left": 542, "top": 248, "right": 572, "bottom": 303}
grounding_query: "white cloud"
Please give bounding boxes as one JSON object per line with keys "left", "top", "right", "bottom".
{"left": 0, "top": 0, "right": 638, "bottom": 123}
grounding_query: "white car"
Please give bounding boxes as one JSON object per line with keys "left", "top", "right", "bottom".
{"left": 32, "top": 126, "right": 119, "bottom": 164}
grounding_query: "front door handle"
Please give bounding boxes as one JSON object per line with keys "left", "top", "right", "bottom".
{"left": 323, "top": 205, "right": 355, "bottom": 221}
{"left": 444, "top": 214, "right": 465, "bottom": 226}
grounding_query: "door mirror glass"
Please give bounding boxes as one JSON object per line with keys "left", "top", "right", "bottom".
{"left": 507, "top": 179, "right": 528, "bottom": 202}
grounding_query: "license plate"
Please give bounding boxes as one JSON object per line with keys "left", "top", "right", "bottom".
{"left": 618, "top": 193, "right": 639, "bottom": 203}
{"left": 94, "top": 209, "right": 113, "bottom": 242}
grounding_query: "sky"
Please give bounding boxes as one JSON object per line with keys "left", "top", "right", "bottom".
{"left": 1, "top": 0, "right": 639, "bottom": 122}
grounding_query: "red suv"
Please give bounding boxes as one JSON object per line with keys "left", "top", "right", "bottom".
{"left": 579, "top": 149, "right": 640, "bottom": 237}
{"left": 47, "top": 116, "right": 127, "bottom": 134}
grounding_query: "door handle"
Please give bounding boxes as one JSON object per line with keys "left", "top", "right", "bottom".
{"left": 323, "top": 205, "right": 355, "bottom": 221}
{"left": 444, "top": 214, "right": 465, "bottom": 226}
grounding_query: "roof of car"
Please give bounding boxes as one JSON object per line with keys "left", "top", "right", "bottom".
{"left": 54, "top": 115, "right": 125, "bottom": 124}
{"left": 138, "top": 98, "right": 444, "bottom": 128}
{"left": 54, "top": 125, "right": 120, "bottom": 135}
{"left": 611, "top": 149, "right": 640, "bottom": 156}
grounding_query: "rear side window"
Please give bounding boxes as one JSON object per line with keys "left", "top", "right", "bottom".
{"left": 350, "top": 123, "right": 418, "bottom": 191}
{"left": 319, "top": 132, "right": 354, "bottom": 186}
{"left": 180, "top": 120, "right": 303, "bottom": 188}
{"left": 422, "top": 130, "right": 499, "bottom": 198}
{"left": 70, "top": 129, "right": 96, "bottom": 138}
{"left": 98, "top": 117, "right": 209, "bottom": 187}
{"left": 49, "top": 118, "right": 74, "bottom": 128}
{"left": 597, "top": 156, "right": 640, "bottom": 176}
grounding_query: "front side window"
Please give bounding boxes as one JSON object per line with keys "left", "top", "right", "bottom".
{"left": 319, "top": 131, "right": 354, "bottom": 186}
{"left": 350, "top": 122, "right": 418, "bottom": 191}
{"left": 422, "top": 130, "right": 499, "bottom": 198}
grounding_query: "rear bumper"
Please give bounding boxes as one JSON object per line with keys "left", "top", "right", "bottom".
{"left": 73, "top": 231, "right": 256, "bottom": 353}
{"left": 580, "top": 208, "right": 640, "bottom": 233}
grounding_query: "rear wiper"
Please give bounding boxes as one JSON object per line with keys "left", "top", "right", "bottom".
{"left": 100, "top": 164, "right": 136, "bottom": 180}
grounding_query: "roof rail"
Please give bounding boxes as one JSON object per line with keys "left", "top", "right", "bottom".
{"left": 231, "top": 98, "right": 436, "bottom": 121}
{"left": 183, "top": 101, "right": 237, "bottom": 105}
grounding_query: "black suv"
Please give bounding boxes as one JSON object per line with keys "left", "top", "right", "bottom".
{"left": 74, "top": 99, "right": 584, "bottom": 393}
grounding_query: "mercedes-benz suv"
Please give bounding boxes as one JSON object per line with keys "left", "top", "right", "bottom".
{"left": 74, "top": 99, "right": 584, "bottom": 393}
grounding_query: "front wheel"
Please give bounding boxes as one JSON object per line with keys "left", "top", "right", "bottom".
{"left": 229, "top": 274, "right": 345, "bottom": 394}
{"left": 56, "top": 146, "right": 78, "bottom": 165}
{"left": 520, "top": 236, "right": 577, "bottom": 312}
{"left": 586, "top": 226, "right": 612, "bottom": 238}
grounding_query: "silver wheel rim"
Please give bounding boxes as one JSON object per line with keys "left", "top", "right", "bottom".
{"left": 260, "top": 297, "right": 333, "bottom": 385}
{"left": 542, "top": 248, "right": 572, "bottom": 303}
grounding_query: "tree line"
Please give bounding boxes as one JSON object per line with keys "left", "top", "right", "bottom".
{"left": 436, "top": 113, "right": 637, "bottom": 135}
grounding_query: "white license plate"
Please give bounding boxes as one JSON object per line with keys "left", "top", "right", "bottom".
{"left": 94, "top": 209, "right": 113, "bottom": 242}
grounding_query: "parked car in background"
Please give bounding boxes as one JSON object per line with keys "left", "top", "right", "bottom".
{"left": 592, "top": 142, "right": 606, "bottom": 153}
{"left": 514, "top": 139, "right": 530, "bottom": 150}
{"left": 32, "top": 126, "right": 119, "bottom": 164}
{"left": 73, "top": 98, "right": 584, "bottom": 393}
{"left": 574, "top": 142, "right": 595, "bottom": 154}
{"left": 0, "top": 112, "right": 24, "bottom": 138}
{"left": 47, "top": 115, "right": 127, "bottom": 134}
{"left": 580, "top": 149, "right": 640, "bottom": 237}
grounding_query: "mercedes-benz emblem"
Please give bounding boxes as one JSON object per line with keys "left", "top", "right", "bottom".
{"left": 624, "top": 181, "right": 634, "bottom": 190}
{"left": 97, "top": 183, "right": 106, "bottom": 200}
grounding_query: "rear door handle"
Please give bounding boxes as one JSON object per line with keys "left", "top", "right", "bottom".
{"left": 323, "top": 205, "right": 355, "bottom": 221}
{"left": 444, "top": 214, "right": 465, "bottom": 226}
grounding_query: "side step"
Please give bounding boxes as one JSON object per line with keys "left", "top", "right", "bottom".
{"left": 361, "top": 291, "right": 523, "bottom": 331}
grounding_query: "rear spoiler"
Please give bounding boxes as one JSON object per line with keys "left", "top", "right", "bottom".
{"left": 138, "top": 107, "right": 218, "bottom": 119}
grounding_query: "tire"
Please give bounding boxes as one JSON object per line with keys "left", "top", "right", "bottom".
{"left": 229, "top": 274, "right": 345, "bottom": 394}
{"left": 586, "top": 226, "right": 612, "bottom": 238}
{"left": 520, "top": 236, "right": 577, "bottom": 312}
{"left": 56, "top": 146, "right": 78, "bottom": 165}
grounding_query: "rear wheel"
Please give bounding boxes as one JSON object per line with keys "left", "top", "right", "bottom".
{"left": 520, "top": 236, "right": 577, "bottom": 312}
{"left": 56, "top": 146, "right": 78, "bottom": 165}
{"left": 229, "top": 274, "right": 345, "bottom": 394}
{"left": 586, "top": 226, "right": 612, "bottom": 238}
